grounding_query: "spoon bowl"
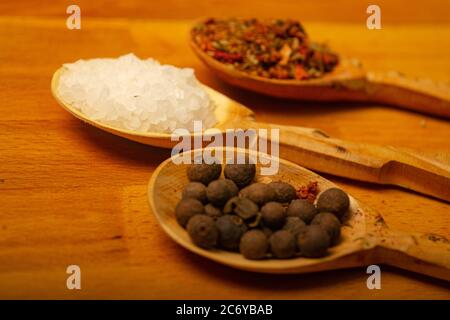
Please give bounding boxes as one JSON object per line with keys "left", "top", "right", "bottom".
{"left": 190, "top": 37, "right": 450, "bottom": 118}
{"left": 190, "top": 40, "right": 368, "bottom": 101}
{"left": 148, "top": 148, "right": 450, "bottom": 279}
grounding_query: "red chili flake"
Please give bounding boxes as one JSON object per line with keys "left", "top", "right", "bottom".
{"left": 297, "top": 181, "right": 319, "bottom": 203}
{"left": 298, "top": 46, "right": 308, "bottom": 58}
{"left": 243, "top": 31, "right": 256, "bottom": 42}
{"left": 269, "top": 66, "right": 289, "bottom": 79}
{"left": 294, "top": 65, "right": 309, "bottom": 80}
{"left": 205, "top": 41, "right": 215, "bottom": 51}
{"left": 213, "top": 50, "right": 243, "bottom": 63}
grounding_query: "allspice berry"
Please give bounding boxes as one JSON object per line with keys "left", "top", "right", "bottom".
{"left": 261, "top": 202, "right": 286, "bottom": 229}
{"left": 239, "top": 183, "right": 276, "bottom": 206}
{"left": 175, "top": 198, "right": 205, "bottom": 228}
{"left": 282, "top": 216, "right": 307, "bottom": 237}
{"left": 239, "top": 229, "right": 269, "bottom": 260}
{"left": 269, "top": 230, "right": 296, "bottom": 259}
{"left": 187, "top": 215, "right": 218, "bottom": 249}
{"left": 224, "top": 163, "right": 256, "bottom": 188}
{"left": 287, "top": 199, "right": 317, "bottom": 224}
{"left": 297, "top": 225, "right": 330, "bottom": 258}
{"left": 206, "top": 179, "right": 238, "bottom": 207}
{"left": 216, "top": 215, "right": 248, "bottom": 251}
{"left": 316, "top": 188, "right": 350, "bottom": 220}
{"left": 204, "top": 203, "right": 222, "bottom": 220}
{"left": 269, "top": 181, "right": 297, "bottom": 203}
{"left": 311, "top": 212, "right": 341, "bottom": 245}
{"left": 187, "top": 163, "right": 222, "bottom": 185}
{"left": 223, "top": 196, "right": 259, "bottom": 221}
{"left": 182, "top": 182, "right": 207, "bottom": 203}
{"left": 223, "top": 179, "right": 239, "bottom": 197}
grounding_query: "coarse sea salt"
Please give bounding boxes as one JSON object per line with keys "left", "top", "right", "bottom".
{"left": 57, "top": 53, "right": 216, "bottom": 133}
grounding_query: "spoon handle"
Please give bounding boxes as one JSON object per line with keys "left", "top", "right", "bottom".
{"left": 376, "top": 230, "right": 450, "bottom": 281}
{"left": 363, "top": 71, "right": 450, "bottom": 118}
{"left": 249, "top": 121, "right": 450, "bottom": 201}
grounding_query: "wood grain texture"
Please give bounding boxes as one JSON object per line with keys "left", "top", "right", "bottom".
{"left": 0, "top": 1, "right": 450, "bottom": 299}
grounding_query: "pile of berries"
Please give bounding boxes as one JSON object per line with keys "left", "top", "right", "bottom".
{"left": 175, "top": 162, "right": 350, "bottom": 259}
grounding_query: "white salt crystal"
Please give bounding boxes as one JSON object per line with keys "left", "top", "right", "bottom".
{"left": 57, "top": 53, "right": 216, "bottom": 133}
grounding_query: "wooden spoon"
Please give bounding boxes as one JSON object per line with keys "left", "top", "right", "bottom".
{"left": 51, "top": 67, "right": 450, "bottom": 201}
{"left": 190, "top": 40, "right": 450, "bottom": 118}
{"left": 148, "top": 148, "right": 450, "bottom": 280}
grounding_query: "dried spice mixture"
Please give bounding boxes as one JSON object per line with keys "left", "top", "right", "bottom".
{"left": 192, "top": 18, "right": 339, "bottom": 80}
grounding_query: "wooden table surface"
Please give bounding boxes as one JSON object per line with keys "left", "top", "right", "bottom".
{"left": 0, "top": 1, "right": 449, "bottom": 299}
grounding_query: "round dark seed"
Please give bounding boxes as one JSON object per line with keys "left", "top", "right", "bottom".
{"left": 187, "top": 215, "right": 218, "bottom": 249}
{"left": 224, "top": 163, "right": 256, "bottom": 188}
{"left": 282, "top": 216, "right": 307, "bottom": 237}
{"left": 204, "top": 203, "right": 222, "bottom": 219}
{"left": 287, "top": 199, "right": 317, "bottom": 224}
{"left": 206, "top": 179, "right": 234, "bottom": 207}
{"left": 269, "top": 181, "right": 297, "bottom": 203}
{"left": 187, "top": 163, "right": 222, "bottom": 185}
{"left": 261, "top": 202, "right": 286, "bottom": 230}
{"left": 316, "top": 188, "right": 350, "bottom": 220}
{"left": 269, "top": 230, "right": 296, "bottom": 259}
{"left": 239, "top": 183, "right": 276, "bottom": 206}
{"left": 175, "top": 198, "right": 205, "bottom": 228}
{"left": 223, "top": 196, "right": 259, "bottom": 221}
{"left": 261, "top": 226, "right": 273, "bottom": 238}
{"left": 223, "top": 179, "right": 239, "bottom": 197}
{"left": 311, "top": 212, "right": 341, "bottom": 245}
{"left": 239, "top": 229, "right": 268, "bottom": 260}
{"left": 216, "top": 215, "right": 248, "bottom": 251}
{"left": 297, "top": 225, "right": 330, "bottom": 258}
{"left": 182, "top": 182, "right": 207, "bottom": 203}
